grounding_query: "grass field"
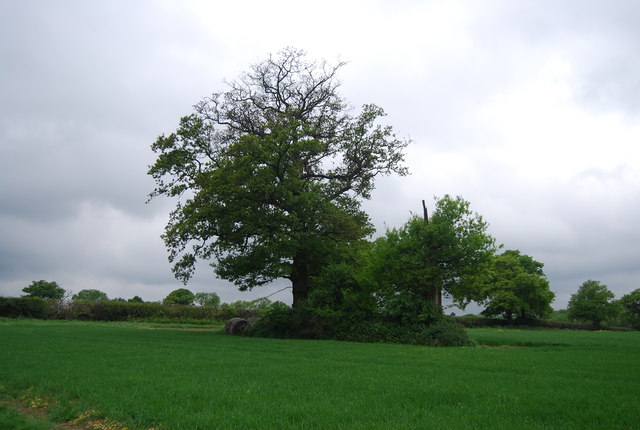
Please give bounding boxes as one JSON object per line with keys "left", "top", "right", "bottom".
{"left": 0, "top": 319, "right": 638, "bottom": 429}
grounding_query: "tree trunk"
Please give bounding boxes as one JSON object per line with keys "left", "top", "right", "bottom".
{"left": 423, "top": 200, "right": 443, "bottom": 310}
{"left": 422, "top": 199, "right": 429, "bottom": 224}
{"left": 291, "top": 253, "right": 310, "bottom": 309}
{"left": 429, "top": 285, "right": 442, "bottom": 309}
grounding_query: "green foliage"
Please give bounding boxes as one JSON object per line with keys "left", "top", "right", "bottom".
{"left": 246, "top": 304, "right": 469, "bottom": 347}
{"left": 128, "top": 295, "right": 144, "bottom": 303}
{"left": 419, "top": 320, "right": 472, "bottom": 346}
{"left": 619, "top": 288, "right": 640, "bottom": 329}
{"left": 21, "top": 280, "right": 65, "bottom": 299}
{"left": 567, "top": 280, "right": 621, "bottom": 327}
{"left": 0, "top": 297, "right": 267, "bottom": 323}
{"left": 370, "top": 195, "right": 496, "bottom": 318}
{"left": 245, "top": 195, "right": 495, "bottom": 343}
{"left": 148, "top": 48, "right": 408, "bottom": 307}
{"left": 163, "top": 288, "right": 195, "bottom": 305}
{"left": 480, "top": 250, "right": 555, "bottom": 320}
{"left": 60, "top": 300, "right": 217, "bottom": 323}
{"left": 548, "top": 309, "right": 570, "bottom": 321}
{"left": 308, "top": 242, "right": 379, "bottom": 320}
{"left": 377, "top": 292, "right": 443, "bottom": 327}
{"left": 0, "top": 296, "right": 48, "bottom": 319}
{"left": 71, "top": 289, "right": 109, "bottom": 302}
{"left": 214, "top": 299, "right": 273, "bottom": 321}
{"left": 194, "top": 292, "right": 221, "bottom": 307}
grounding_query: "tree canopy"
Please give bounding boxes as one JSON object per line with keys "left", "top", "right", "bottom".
{"left": 567, "top": 280, "right": 620, "bottom": 327}
{"left": 480, "top": 250, "right": 555, "bottom": 320}
{"left": 163, "top": 288, "right": 195, "bottom": 306}
{"left": 369, "top": 195, "right": 497, "bottom": 320}
{"left": 619, "top": 288, "right": 640, "bottom": 329}
{"left": 148, "top": 48, "right": 408, "bottom": 307}
{"left": 72, "top": 289, "right": 109, "bottom": 302}
{"left": 22, "top": 280, "right": 65, "bottom": 299}
{"left": 194, "top": 292, "right": 221, "bottom": 307}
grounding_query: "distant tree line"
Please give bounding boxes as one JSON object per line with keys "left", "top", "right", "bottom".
{"left": 2, "top": 275, "right": 637, "bottom": 332}
{"left": 0, "top": 281, "right": 278, "bottom": 324}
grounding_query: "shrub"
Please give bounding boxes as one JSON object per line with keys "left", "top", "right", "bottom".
{"left": 419, "top": 320, "right": 471, "bottom": 346}
{"left": 245, "top": 304, "right": 471, "bottom": 346}
{"left": 0, "top": 296, "right": 48, "bottom": 319}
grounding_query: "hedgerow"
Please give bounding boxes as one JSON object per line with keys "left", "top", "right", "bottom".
{"left": 0, "top": 297, "right": 260, "bottom": 323}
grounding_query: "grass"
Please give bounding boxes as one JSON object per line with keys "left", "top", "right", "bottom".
{"left": 0, "top": 403, "right": 53, "bottom": 430}
{"left": 0, "top": 319, "right": 639, "bottom": 429}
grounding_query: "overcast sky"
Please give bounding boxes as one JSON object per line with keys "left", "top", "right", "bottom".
{"left": 1, "top": 0, "right": 639, "bottom": 311}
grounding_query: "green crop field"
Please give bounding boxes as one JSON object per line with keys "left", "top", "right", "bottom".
{"left": 0, "top": 319, "right": 638, "bottom": 429}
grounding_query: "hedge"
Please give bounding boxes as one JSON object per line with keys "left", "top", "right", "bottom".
{"left": 0, "top": 297, "right": 261, "bottom": 323}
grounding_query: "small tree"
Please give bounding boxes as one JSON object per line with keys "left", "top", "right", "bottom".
{"left": 370, "top": 195, "right": 496, "bottom": 323}
{"left": 567, "top": 280, "right": 620, "bottom": 328}
{"left": 480, "top": 250, "right": 555, "bottom": 320}
{"left": 194, "top": 292, "right": 221, "bottom": 307}
{"left": 72, "top": 289, "right": 109, "bottom": 302}
{"left": 619, "top": 288, "right": 640, "bottom": 329}
{"left": 22, "top": 280, "right": 65, "bottom": 299}
{"left": 163, "top": 288, "right": 195, "bottom": 305}
{"left": 128, "top": 295, "right": 144, "bottom": 303}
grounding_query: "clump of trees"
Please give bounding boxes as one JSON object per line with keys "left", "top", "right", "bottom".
{"left": 162, "top": 289, "right": 222, "bottom": 307}
{"left": 146, "top": 48, "right": 568, "bottom": 344}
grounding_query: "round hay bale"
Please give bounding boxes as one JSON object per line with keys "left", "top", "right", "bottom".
{"left": 224, "top": 317, "right": 248, "bottom": 334}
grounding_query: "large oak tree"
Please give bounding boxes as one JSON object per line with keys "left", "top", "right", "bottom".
{"left": 148, "top": 48, "right": 408, "bottom": 308}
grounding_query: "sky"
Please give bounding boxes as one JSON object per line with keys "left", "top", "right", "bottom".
{"left": 1, "top": 0, "right": 639, "bottom": 312}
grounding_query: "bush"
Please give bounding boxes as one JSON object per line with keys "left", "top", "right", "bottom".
{"left": 0, "top": 297, "right": 48, "bottom": 319}
{"left": 245, "top": 305, "right": 471, "bottom": 346}
{"left": 419, "top": 320, "right": 471, "bottom": 346}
